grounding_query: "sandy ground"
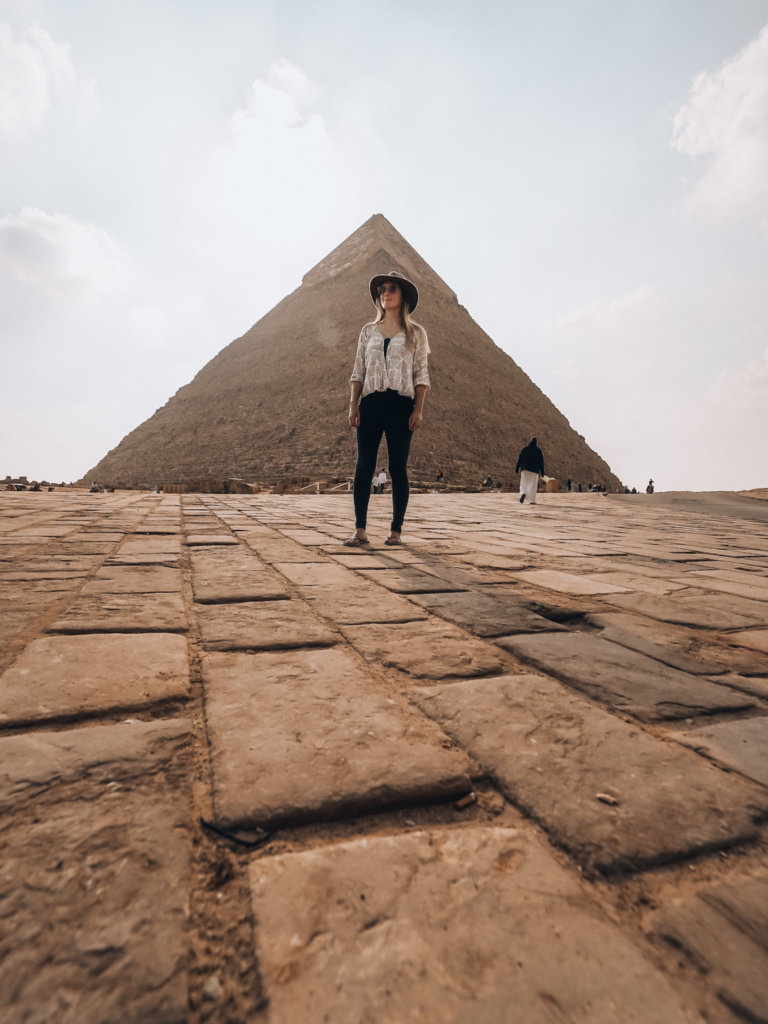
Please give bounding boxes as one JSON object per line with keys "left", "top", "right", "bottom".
{"left": 609, "top": 489, "right": 768, "bottom": 524}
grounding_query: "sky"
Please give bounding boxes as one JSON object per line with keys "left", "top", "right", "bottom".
{"left": 1, "top": 0, "right": 767, "bottom": 491}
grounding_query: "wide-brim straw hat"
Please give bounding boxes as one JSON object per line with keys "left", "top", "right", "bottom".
{"left": 369, "top": 271, "right": 418, "bottom": 312}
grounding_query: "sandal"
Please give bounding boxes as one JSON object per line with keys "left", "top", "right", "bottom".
{"left": 343, "top": 535, "right": 369, "bottom": 547}
{"left": 384, "top": 534, "right": 402, "bottom": 546}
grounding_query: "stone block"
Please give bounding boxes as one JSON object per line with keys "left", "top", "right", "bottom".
{"left": 242, "top": 535, "right": 318, "bottom": 563}
{"left": 585, "top": 572, "right": 686, "bottom": 595}
{"left": 411, "top": 676, "right": 767, "bottom": 874}
{"left": 0, "top": 720, "right": 191, "bottom": 1022}
{"left": 186, "top": 533, "right": 238, "bottom": 545}
{"left": 729, "top": 628, "right": 768, "bottom": 654}
{"left": 0, "top": 634, "right": 190, "bottom": 725}
{"left": 279, "top": 528, "right": 335, "bottom": 544}
{"left": 409, "top": 589, "right": 565, "bottom": 637}
{"left": 196, "top": 600, "right": 335, "bottom": 651}
{"left": 649, "top": 878, "right": 768, "bottom": 1023}
{"left": 81, "top": 566, "right": 181, "bottom": 594}
{"left": 106, "top": 552, "right": 180, "bottom": 567}
{"left": 511, "top": 569, "right": 631, "bottom": 595}
{"left": 0, "top": 718, "right": 192, "bottom": 809}
{"left": 341, "top": 619, "right": 505, "bottom": 681}
{"left": 118, "top": 537, "right": 182, "bottom": 555}
{"left": 355, "top": 567, "right": 466, "bottom": 593}
{"left": 47, "top": 593, "right": 188, "bottom": 634}
{"left": 273, "top": 561, "right": 352, "bottom": 586}
{"left": 202, "top": 648, "right": 472, "bottom": 828}
{"left": 302, "top": 581, "right": 428, "bottom": 625}
{"left": 591, "top": 611, "right": 768, "bottom": 676}
{"left": 680, "top": 571, "right": 768, "bottom": 602}
{"left": 669, "top": 716, "right": 768, "bottom": 787}
{"left": 606, "top": 590, "right": 768, "bottom": 629}
{"left": 499, "top": 632, "right": 752, "bottom": 720}
{"left": 249, "top": 826, "right": 695, "bottom": 1024}
{"left": 585, "top": 613, "right": 724, "bottom": 674}
{"left": 191, "top": 563, "right": 288, "bottom": 603}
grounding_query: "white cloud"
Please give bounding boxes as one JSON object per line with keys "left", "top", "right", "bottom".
{"left": 0, "top": 207, "right": 131, "bottom": 299}
{"left": 541, "top": 285, "right": 682, "bottom": 386}
{"left": 532, "top": 285, "right": 701, "bottom": 490}
{"left": 673, "top": 25, "right": 768, "bottom": 230}
{"left": 190, "top": 59, "right": 355, "bottom": 308}
{"left": 708, "top": 344, "right": 768, "bottom": 415}
{"left": 668, "top": 345, "right": 768, "bottom": 490}
{"left": 0, "top": 22, "right": 75, "bottom": 135}
{"left": 224, "top": 59, "right": 332, "bottom": 180}
{"left": 548, "top": 285, "right": 665, "bottom": 341}
{"left": 233, "top": 59, "right": 320, "bottom": 131}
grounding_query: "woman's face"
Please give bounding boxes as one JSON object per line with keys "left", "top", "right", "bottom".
{"left": 379, "top": 282, "right": 402, "bottom": 313}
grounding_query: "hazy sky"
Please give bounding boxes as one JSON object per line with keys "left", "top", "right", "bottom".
{"left": 2, "top": 0, "right": 767, "bottom": 490}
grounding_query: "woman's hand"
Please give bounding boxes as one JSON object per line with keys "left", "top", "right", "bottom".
{"left": 410, "top": 384, "right": 427, "bottom": 432}
{"left": 349, "top": 404, "right": 360, "bottom": 428}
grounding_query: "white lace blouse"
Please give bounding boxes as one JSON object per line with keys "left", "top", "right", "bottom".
{"left": 349, "top": 323, "right": 430, "bottom": 401}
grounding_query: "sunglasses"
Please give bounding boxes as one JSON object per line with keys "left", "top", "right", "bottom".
{"left": 378, "top": 283, "right": 401, "bottom": 295}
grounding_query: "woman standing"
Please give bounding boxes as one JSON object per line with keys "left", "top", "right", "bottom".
{"left": 345, "top": 271, "right": 430, "bottom": 546}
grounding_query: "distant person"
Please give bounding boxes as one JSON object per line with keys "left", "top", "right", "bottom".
{"left": 646, "top": 478, "right": 654, "bottom": 494}
{"left": 375, "top": 468, "right": 387, "bottom": 494}
{"left": 515, "top": 436, "right": 545, "bottom": 505}
{"left": 346, "top": 271, "right": 430, "bottom": 547}
{"left": 566, "top": 478, "right": 572, "bottom": 491}
{"left": 483, "top": 475, "right": 495, "bottom": 489}
{"left": 435, "top": 468, "right": 443, "bottom": 483}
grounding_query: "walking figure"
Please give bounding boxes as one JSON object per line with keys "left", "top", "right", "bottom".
{"left": 515, "top": 437, "right": 545, "bottom": 505}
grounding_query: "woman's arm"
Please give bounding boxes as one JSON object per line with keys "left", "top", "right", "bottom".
{"left": 349, "top": 380, "right": 363, "bottom": 428}
{"left": 409, "top": 383, "right": 427, "bottom": 431}
{"left": 348, "top": 326, "right": 368, "bottom": 427}
{"left": 409, "top": 328, "right": 430, "bottom": 431}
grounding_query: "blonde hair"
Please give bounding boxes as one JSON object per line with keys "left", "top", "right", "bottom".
{"left": 372, "top": 293, "right": 429, "bottom": 355}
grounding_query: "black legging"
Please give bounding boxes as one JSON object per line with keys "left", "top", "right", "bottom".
{"left": 353, "top": 389, "right": 414, "bottom": 532}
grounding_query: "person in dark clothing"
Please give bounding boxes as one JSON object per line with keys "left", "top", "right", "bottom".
{"left": 515, "top": 437, "right": 545, "bottom": 504}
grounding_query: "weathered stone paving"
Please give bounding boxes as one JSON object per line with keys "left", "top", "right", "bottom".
{"left": 203, "top": 647, "right": 473, "bottom": 828}
{"left": 1, "top": 488, "right": 767, "bottom": 1022}
{"left": 649, "top": 877, "right": 768, "bottom": 1023}
{"left": 0, "top": 632, "right": 189, "bottom": 725}
{"left": 411, "top": 674, "right": 768, "bottom": 874}
{"left": 499, "top": 631, "right": 754, "bottom": 720}
{"left": 249, "top": 826, "right": 696, "bottom": 1024}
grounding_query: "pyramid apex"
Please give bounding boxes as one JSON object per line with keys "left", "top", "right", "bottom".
{"left": 302, "top": 214, "right": 455, "bottom": 298}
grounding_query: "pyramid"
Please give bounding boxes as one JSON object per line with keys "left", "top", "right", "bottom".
{"left": 79, "top": 215, "right": 623, "bottom": 491}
